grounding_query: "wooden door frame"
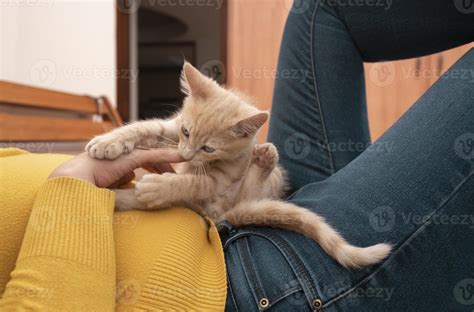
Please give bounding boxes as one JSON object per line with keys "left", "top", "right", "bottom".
{"left": 220, "top": 0, "right": 228, "bottom": 78}
{"left": 115, "top": 0, "right": 229, "bottom": 121}
{"left": 116, "top": 0, "right": 131, "bottom": 122}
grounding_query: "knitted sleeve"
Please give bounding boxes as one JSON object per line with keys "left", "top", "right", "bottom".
{"left": 0, "top": 177, "right": 116, "bottom": 311}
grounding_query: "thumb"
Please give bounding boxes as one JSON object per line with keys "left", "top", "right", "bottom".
{"left": 143, "top": 163, "right": 176, "bottom": 174}
{"left": 108, "top": 171, "right": 136, "bottom": 188}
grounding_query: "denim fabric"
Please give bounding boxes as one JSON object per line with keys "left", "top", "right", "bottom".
{"left": 222, "top": 0, "right": 474, "bottom": 311}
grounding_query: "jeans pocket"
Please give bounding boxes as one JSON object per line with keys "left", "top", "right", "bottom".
{"left": 224, "top": 229, "right": 320, "bottom": 311}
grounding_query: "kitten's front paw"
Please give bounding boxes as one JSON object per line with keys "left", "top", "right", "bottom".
{"left": 114, "top": 188, "right": 145, "bottom": 211}
{"left": 135, "top": 173, "right": 174, "bottom": 208}
{"left": 86, "top": 134, "right": 135, "bottom": 159}
{"left": 252, "top": 143, "right": 279, "bottom": 170}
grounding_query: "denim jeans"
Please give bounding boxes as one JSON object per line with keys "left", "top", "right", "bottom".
{"left": 220, "top": 0, "right": 474, "bottom": 311}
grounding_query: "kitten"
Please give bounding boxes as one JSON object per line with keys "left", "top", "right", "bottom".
{"left": 86, "top": 62, "right": 391, "bottom": 268}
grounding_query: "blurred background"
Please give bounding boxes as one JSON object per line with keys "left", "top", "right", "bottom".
{"left": 0, "top": 0, "right": 473, "bottom": 153}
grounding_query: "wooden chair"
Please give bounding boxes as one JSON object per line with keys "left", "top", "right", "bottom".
{"left": 0, "top": 81, "right": 122, "bottom": 141}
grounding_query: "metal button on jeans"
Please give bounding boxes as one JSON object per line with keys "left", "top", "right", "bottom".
{"left": 259, "top": 297, "right": 269, "bottom": 309}
{"left": 313, "top": 298, "right": 323, "bottom": 310}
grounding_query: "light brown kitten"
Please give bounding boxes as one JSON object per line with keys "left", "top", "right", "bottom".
{"left": 86, "top": 62, "right": 391, "bottom": 268}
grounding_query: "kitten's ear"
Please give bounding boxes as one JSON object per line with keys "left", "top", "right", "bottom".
{"left": 230, "top": 112, "right": 269, "bottom": 137}
{"left": 180, "top": 62, "right": 213, "bottom": 98}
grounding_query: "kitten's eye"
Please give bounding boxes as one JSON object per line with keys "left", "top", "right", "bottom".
{"left": 201, "top": 145, "right": 215, "bottom": 153}
{"left": 181, "top": 126, "right": 189, "bottom": 138}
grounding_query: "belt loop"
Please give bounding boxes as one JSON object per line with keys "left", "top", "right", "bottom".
{"left": 217, "top": 221, "right": 234, "bottom": 246}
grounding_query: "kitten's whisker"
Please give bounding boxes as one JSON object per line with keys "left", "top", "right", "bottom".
{"left": 198, "top": 166, "right": 204, "bottom": 185}
{"left": 156, "top": 142, "right": 178, "bottom": 149}
{"left": 202, "top": 165, "right": 208, "bottom": 178}
{"left": 157, "top": 134, "right": 178, "bottom": 144}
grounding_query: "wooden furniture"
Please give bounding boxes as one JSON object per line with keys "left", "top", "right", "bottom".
{"left": 0, "top": 81, "right": 122, "bottom": 141}
{"left": 225, "top": 0, "right": 473, "bottom": 141}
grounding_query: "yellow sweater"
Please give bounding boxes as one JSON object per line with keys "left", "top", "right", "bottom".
{"left": 0, "top": 148, "right": 226, "bottom": 311}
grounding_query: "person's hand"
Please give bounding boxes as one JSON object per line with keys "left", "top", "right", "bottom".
{"left": 48, "top": 148, "right": 185, "bottom": 188}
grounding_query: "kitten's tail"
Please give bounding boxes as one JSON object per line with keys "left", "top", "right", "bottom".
{"left": 224, "top": 200, "right": 391, "bottom": 269}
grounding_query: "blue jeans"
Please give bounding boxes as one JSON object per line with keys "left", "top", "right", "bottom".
{"left": 221, "top": 0, "right": 474, "bottom": 311}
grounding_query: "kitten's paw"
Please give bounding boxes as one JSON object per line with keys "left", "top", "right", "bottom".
{"left": 86, "top": 134, "right": 135, "bottom": 160}
{"left": 252, "top": 143, "right": 279, "bottom": 170}
{"left": 114, "top": 188, "right": 145, "bottom": 211}
{"left": 135, "top": 173, "right": 173, "bottom": 208}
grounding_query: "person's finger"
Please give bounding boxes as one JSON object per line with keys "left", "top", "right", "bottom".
{"left": 125, "top": 148, "right": 185, "bottom": 171}
{"left": 142, "top": 165, "right": 159, "bottom": 173}
{"left": 144, "top": 163, "right": 176, "bottom": 174}
{"left": 118, "top": 171, "right": 136, "bottom": 185}
{"left": 141, "top": 148, "right": 185, "bottom": 163}
{"left": 107, "top": 171, "right": 136, "bottom": 188}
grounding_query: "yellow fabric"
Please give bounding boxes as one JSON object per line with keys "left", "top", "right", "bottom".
{"left": 0, "top": 148, "right": 226, "bottom": 311}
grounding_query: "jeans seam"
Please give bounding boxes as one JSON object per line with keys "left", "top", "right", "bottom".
{"left": 268, "top": 287, "right": 303, "bottom": 309}
{"left": 311, "top": 0, "right": 336, "bottom": 174}
{"left": 226, "top": 271, "right": 240, "bottom": 312}
{"left": 322, "top": 172, "right": 474, "bottom": 308}
{"left": 237, "top": 238, "right": 268, "bottom": 309}
{"left": 235, "top": 238, "right": 261, "bottom": 308}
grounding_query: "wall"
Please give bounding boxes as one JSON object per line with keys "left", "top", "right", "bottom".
{"left": 226, "top": 0, "right": 291, "bottom": 142}
{"left": 0, "top": 0, "right": 116, "bottom": 105}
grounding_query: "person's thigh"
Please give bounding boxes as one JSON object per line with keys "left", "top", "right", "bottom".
{"left": 285, "top": 50, "right": 474, "bottom": 310}
{"left": 268, "top": 0, "right": 474, "bottom": 193}
{"left": 224, "top": 50, "right": 474, "bottom": 311}
{"left": 268, "top": 2, "right": 370, "bottom": 193}
{"left": 333, "top": 0, "right": 474, "bottom": 61}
